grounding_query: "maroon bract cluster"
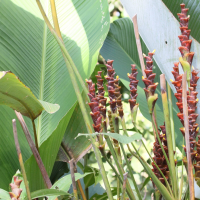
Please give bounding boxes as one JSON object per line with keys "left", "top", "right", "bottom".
{"left": 128, "top": 64, "right": 139, "bottom": 111}
{"left": 171, "top": 4, "right": 199, "bottom": 163}
{"left": 142, "top": 52, "right": 158, "bottom": 114}
{"left": 9, "top": 176, "right": 23, "bottom": 200}
{"left": 105, "top": 60, "right": 117, "bottom": 114}
{"left": 86, "top": 79, "right": 102, "bottom": 133}
{"left": 114, "top": 76, "right": 124, "bottom": 118}
{"left": 96, "top": 71, "right": 107, "bottom": 119}
{"left": 152, "top": 133, "right": 169, "bottom": 187}
{"left": 178, "top": 4, "right": 194, "bottom": 68}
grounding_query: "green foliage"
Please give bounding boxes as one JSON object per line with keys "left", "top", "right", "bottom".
{"left": 0, "top": 0, "right": 109, "bottom": 190}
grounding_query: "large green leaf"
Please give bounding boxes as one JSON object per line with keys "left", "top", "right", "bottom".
{"left": 100, "top": 18, "right": 183, "bottom": 150}
{"left": 119, "top": 0, "right": 200, "bottom": 129}
{"left": 0, "top": 0, "right": 109, "bottom": 190}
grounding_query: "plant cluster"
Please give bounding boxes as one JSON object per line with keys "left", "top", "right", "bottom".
{"left": 1, "top": 1, "right": 200, "bottom": 200}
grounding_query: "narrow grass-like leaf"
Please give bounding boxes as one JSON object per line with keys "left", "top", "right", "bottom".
{"left": 77, "top": 132, "right": 142, "bottom": 144}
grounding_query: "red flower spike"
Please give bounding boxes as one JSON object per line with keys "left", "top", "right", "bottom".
{"left": 128, "top": 64, "right": 139, "bottom": 111}
{"left": 172, "top": 4, "right": 200, "bottom": 165}
{"left": 9, "top": 176, "right": 23, "bottom": 200}
{"left": 86, "top": 79, "right": 103, "bottom": 135}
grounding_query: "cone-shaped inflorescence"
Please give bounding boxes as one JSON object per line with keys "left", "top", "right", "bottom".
{"left": 96, "top": 71, "right": 107, "bottom": 132}
{"left": 151, "top": 132, "right": 169, "bottom": 187}
{"left": 96, "top": 71, "right": 107, "bottom": 120}
{"left": 105, "top": 60, "right": 122, "bottom": 162}
{"left": 142, "top": 51, "right": 158, "bottom": 115}
{"left": 9, "top": 176, "right": 23, "bottom": 200}
{"left": 171, "top": 4, "right": 199, "bottom": 163}
{"left": 105, "top": 60, "right": 117, "bottom": 114}
{"left": 178, "top": 3, "right": 194, "bottom": 87}
{"left": 86, "top": 79, "right": 105, "bottom": 154}
{"left": 195, "top": 135, "right": 200, "bottom": 186}
{"left": 128, "top": 64, "right": 139, "bottom": 117}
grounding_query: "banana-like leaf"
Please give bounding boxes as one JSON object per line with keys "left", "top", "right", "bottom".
{"left": 0, "top": 0, "right": 109, "bottom": 190}
{"left": 120, "top": 0, "right": 200, "bottom": 129}
{"left": 100, "top": 18, "right": 183, "bottom": 150}
{"left": 0, "top": 71, "right": 59, "bottom": 119}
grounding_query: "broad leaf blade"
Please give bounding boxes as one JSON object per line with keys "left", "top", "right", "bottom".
{"left": 0, "top": 0, "right": 109, "bottom": 189}
{"left": 100, "top": 18, "right": 183, "bottom": 149}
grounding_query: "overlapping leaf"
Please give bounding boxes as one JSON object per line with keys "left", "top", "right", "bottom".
{"left": 0, "top": 71, "right": 59, "bottom": 119}
{"left": 0, "top": 0, "right": 109, "bottom": 190}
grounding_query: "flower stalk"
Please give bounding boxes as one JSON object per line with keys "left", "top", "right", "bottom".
{"left": 160, "top": 74, "right": 178, "bottom": 198}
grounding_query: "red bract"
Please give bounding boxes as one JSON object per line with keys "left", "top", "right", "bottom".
{"left": 96, "top": 71, "right": 107, "bottom": 119}
{"left": 105, "top": 60, "right": 117, "bottom": 114}
{"left": 142, "top": 51, "right": 158, "bottom": 114}
{"left": 171, "top": 4, "right": 199, "bottom": 163}
{"left": 128, "top": 64, "right": 139, "bottom": 111}
{"left": 9, "top": 176, "right": 23, "bottom": 200}
{"left": 86, "top": 79, "right": 102, "bottom": 133}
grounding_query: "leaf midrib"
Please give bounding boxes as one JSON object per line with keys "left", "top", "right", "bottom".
{"left": 37, "top": 0, "right": 49, "bottom": 145}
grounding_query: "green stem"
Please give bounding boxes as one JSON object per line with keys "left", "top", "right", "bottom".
{"left": 167, "top": 83, "right": 176, "bottom": 156}
{"left": 31, "top": 119, "right": 39, "bottom": 152}
{"left": 160, "top": 74, "right": 178, "bottom": 198}
{"left": 129, "top": 151, "right": 174, "bottom": 200}
{"left": 120, "top": 142, "right": 142, "bottom": 200}
{"left": 36, "top": 1, "right": 113, "bottom": 198}
{"left": 117, "top": 178, "right": 120, "bottom": 200}
{"left": 121, "top": 173, "right": 128, "bottom": 200}
{"left": 36, "top": 0, "right": 88, "bottom": 98}
{"left": 90, "top": 136, "right": 114, "bottom": 200}
{"left": 121, "top": 117, "right": 173, "bottom": 197}
{"left": 104, "top": 136, "right": 135, "bottom": 200}
{"left": 102, "top": 152, "right": 123, "bottom": 184}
